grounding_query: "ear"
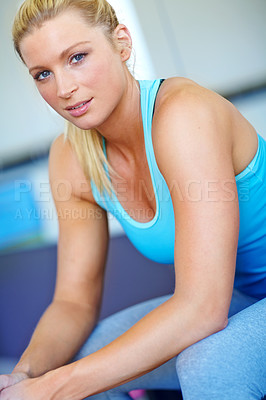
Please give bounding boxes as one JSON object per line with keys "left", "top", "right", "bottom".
{"left": 113, "top": 24, "right": 132, "bottom": 62}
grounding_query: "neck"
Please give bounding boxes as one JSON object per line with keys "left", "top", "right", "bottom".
{"left": 96, "top": 72, "right": 144, "bottom": 162}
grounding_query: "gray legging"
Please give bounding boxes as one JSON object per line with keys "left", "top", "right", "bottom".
{"left": 73, "top": 290, "right": 266, "bottom": 399}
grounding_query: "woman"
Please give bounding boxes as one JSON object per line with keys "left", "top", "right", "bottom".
{"left": 0, "top": 0, "right": 265, "bottom": 398}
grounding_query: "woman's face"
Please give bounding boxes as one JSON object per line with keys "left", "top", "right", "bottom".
{"left": 20, "top": 10, "right": 130, "bottom": 130}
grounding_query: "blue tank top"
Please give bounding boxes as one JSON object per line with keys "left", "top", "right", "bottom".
{"left": 91, "top": 79, "right": 266, "bottom": 300}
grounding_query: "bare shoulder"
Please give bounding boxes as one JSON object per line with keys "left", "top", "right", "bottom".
{"left": 154, "top": 78, "right": 233, "bottom": 149}
{"left": 49, "top": 133, "right": 96, "bottom": 204}
{"left": 154, "top": 77, "right": 233, "bottom": 127}
{"left": 152, "top": 77, "right": 238, "bottom": 183}
{"left": 153, "top": 77, "right": 258, "bottom": 177}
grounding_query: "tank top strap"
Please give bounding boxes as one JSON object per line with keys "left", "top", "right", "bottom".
{"left": 138, "top": 79, "right": 166, "bottom": 207}
{"left": 91, "top": 79, "right": 164, "bottom": 210}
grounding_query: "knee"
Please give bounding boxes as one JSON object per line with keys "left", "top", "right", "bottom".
{"left": 176, "top": 340, "right": 232, "bottom": 399}
{"left": 176, "top": 330, "right": 240, "bottom": 393}
{"left": 175, "top": 331, "right": 264, "bottom": 399}
{"left": 175, "top": 338, "right": 221, "bottom": 389}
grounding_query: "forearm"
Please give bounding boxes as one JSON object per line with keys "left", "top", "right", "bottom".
{"left": 13, "top": 300, "right": 99, "bottom": 378}
{"left": 43, "top": 295, "right": 227, "bottom": 399}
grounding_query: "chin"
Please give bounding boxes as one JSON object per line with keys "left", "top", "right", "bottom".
{"left": 75, "top": 121, "right": 99, "bottom": 131}
{"left": 64, "top": 116, "right": 97, "bottom": 131}
{"left": 74, "top": 115, "right": 109, "bottom": 132}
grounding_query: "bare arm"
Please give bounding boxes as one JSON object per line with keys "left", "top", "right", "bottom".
{"left": 24, "top": 87, "right": 240, "bottom": 399}
{"left": 13, "top": 134, "right": 109, "bottom": 378}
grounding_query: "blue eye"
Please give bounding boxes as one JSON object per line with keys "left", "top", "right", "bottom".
{"left": 34, "top": 70, "right": 51, "bottom": 81}
{"left": 70, "top": 53, "right": 87, "bottom": 64}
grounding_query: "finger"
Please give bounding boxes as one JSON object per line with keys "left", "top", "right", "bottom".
{"left": 0, "top": 387, "right": 10, "bottom": 399}
{"left": 0, "top": 373, "right": 27, "bottom": 392}
{"left": 0, "top": 375, "right": 10, "bottom": 392}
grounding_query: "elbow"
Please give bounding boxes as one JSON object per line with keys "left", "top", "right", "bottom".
{"left": 169, "top": 295, "right": 230, "bottom": 352}
{"left": 209, "top": 298, "right": 230, "bottom": 332}
{"left": 188, "top": 314, "right": 228, "bottom": 348}
{"left": 210, "top": 314, "right": 228, "bottom": 333}
{"left": 199, "top": 305, "right": 229, "bottom": 338}
{"left": 179, "top": 296, "right": 230, "bottom": 340}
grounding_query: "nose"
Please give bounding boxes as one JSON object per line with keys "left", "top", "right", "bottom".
{"left": 56, "top": 71, "right": 78, "bottom": 99}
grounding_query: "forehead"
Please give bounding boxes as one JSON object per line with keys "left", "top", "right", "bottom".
{"left": 20, "top": 10, "right": 106, "bottom": 66}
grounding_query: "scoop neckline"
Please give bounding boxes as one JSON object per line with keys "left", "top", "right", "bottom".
{"left": 102, "top": 79, "right": 160, "bottom": 229}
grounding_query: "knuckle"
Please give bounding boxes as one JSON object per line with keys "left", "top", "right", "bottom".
{"left": 0, "top": 375, "right": 8, "bottom": 387}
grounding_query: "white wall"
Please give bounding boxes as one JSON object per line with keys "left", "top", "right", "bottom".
{"left": 132, "top": 0, "right": 266, "bottom": 94}
{"left": 108, "top": 0, "right": 156, "bottom": 79}
{"left": 0, "top": 1, "right": 65, "bottom": 166}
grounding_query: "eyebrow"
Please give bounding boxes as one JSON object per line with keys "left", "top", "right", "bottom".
{"left": 29, "top": 40, "right": 91, "bottom": 73}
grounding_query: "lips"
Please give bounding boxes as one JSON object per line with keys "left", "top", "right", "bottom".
{"left": 65, "top": 99, "right": 91, "bottom": 111}
{"left": 65, "top": 98, "right": 93, "bottom": 117}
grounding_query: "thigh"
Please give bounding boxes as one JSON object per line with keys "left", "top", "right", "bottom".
{"left": 176, "top": 297, "right": 266, "bottom": 400}
{"left": 75, "top": 295, "right": 172, "bottom": 359}
{"left": 74, "top": 294, "right": 181, "bottom": 394}
{"left": 76, "top": 288, "right": 253, "bottom": 359}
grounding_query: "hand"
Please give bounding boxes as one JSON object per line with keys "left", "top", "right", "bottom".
{"left": 0, "top": 376, "right": 48, "bottom": 400}
{"left": 0, "top": 372, "right": 28, "bottom": 393}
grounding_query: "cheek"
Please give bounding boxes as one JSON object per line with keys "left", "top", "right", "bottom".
{"left": 79, "top": 61, "right": 109, "bottom": 89}
{"left": 37, "top": 84, "right": 57, "bottom": 107}
{"left": 81, "top": 51, "right": 122, "bottom": 89}
{"left": 95, "top": 66, "right": 125, "bottom": 105}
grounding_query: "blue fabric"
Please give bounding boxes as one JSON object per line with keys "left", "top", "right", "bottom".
{"left": 91, "top": 79, "right": 266, "bottom": 299}
{"left": 235, "top": 132, "right": 266, "bottom": 299}
{"left": 91, "top": 80, "right": 175, "bottom": 264}
{"left": 73, "top": 290, "right": 266, "bottom": 399}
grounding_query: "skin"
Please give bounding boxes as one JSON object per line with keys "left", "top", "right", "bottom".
{"left": 0, "top": 8, "right": 259, "bottom": 400}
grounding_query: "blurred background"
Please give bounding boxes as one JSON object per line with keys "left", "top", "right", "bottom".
{"left": 0, "top": 0, "right": 266, "bottom": 397}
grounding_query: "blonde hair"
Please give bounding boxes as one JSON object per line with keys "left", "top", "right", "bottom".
{"left": 12, "top": 0, "right": 120, "bottom": 194}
